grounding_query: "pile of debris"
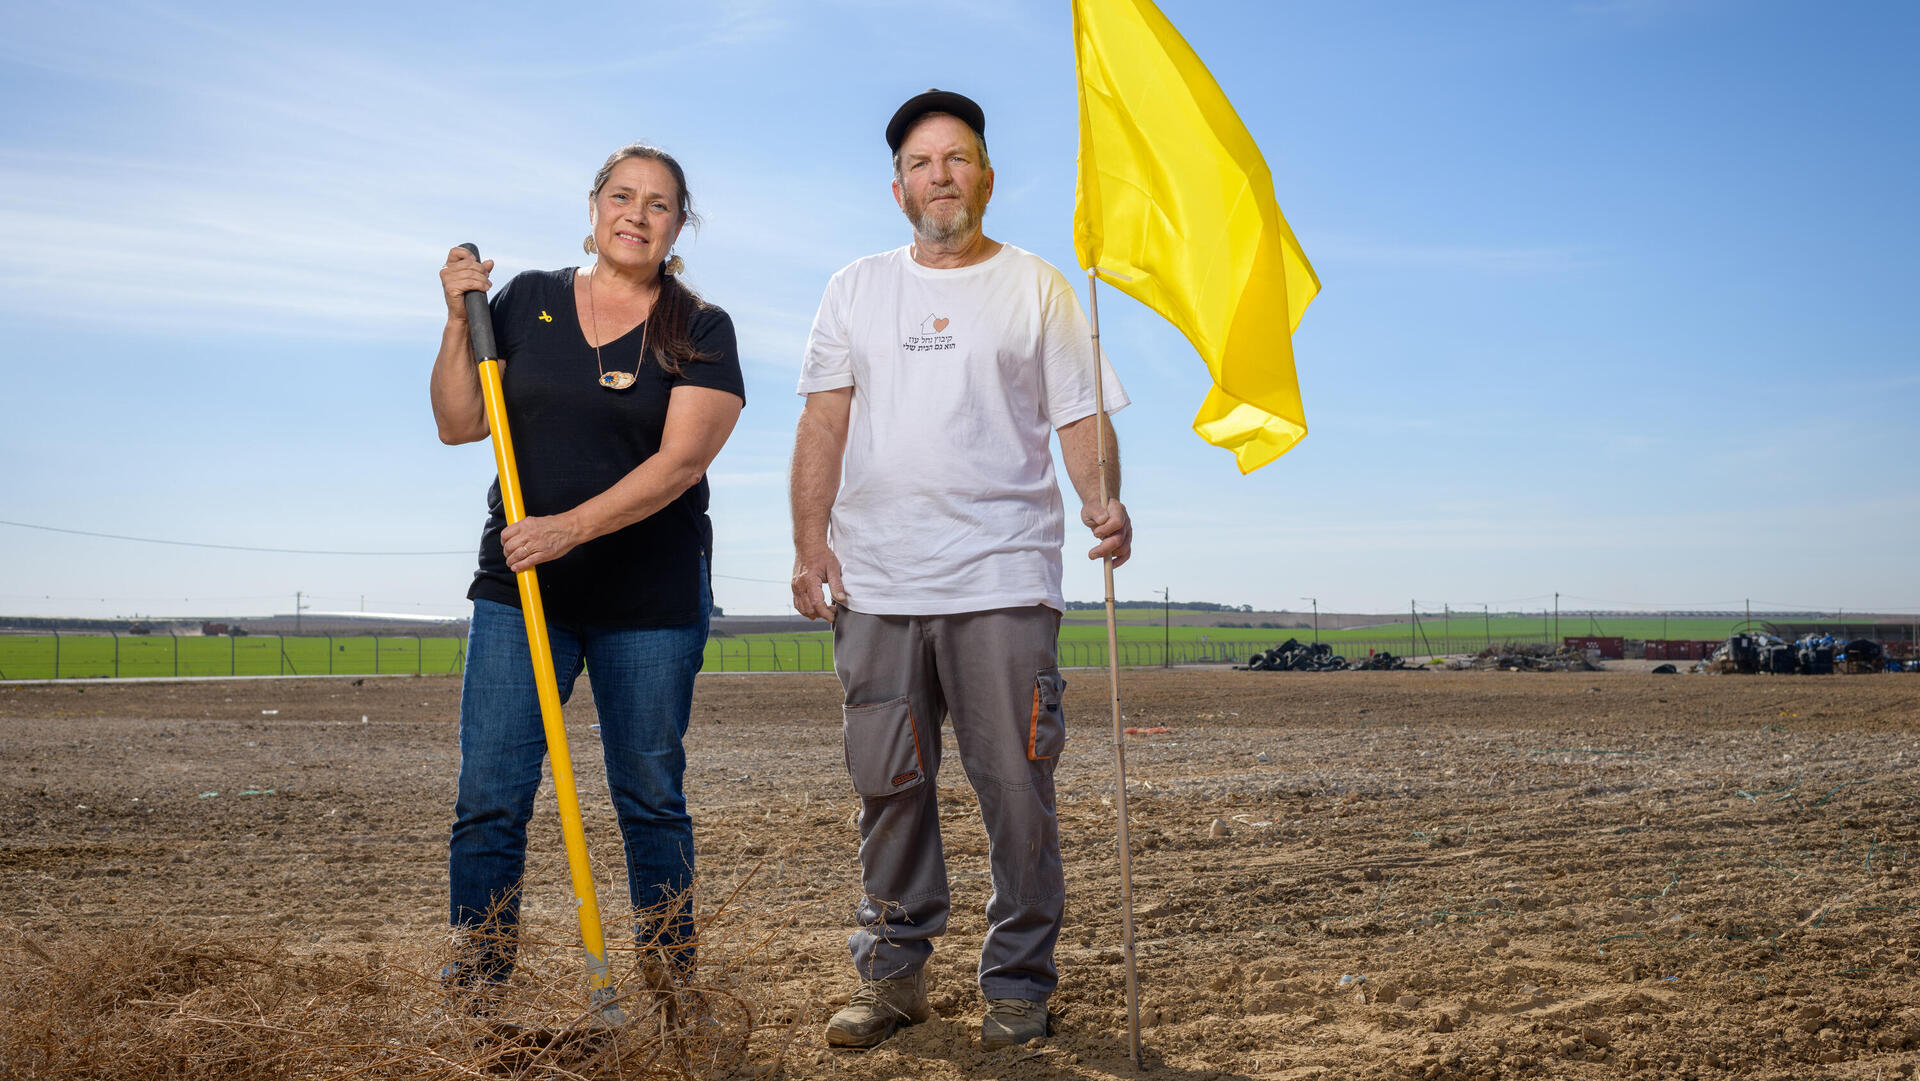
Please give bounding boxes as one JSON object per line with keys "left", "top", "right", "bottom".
{"left": 1472, "top": 642, "right": 1605, "bottom": 672}
{"left": 1706, "top": 633, "right": 1893, "bottom": 675}
{"left": 1236, "top": 640, "right": 1420, "bottom": 672}
{"left": 1240, "top": 638, "right": 1347, "bottom": 672}
{"left": 1840, "top": 638, "right": 1885, "bottom": 674}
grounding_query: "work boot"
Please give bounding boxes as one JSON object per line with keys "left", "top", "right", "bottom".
{"left": 436, "top": 963, "right": 502, "bottom": 1020}
{"left": 824, "top": 969, "right": 930, "bottom": 1049}
{"left": 979, "top": 997, "right": 1049, "bottom": 1050}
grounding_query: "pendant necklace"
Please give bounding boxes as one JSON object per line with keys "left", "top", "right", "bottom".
{"left": 585, "top": 268, "right": 647, "bottom": 391}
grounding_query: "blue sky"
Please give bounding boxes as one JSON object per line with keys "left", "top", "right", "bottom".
{"left": 2, "top": 0, "right": 1915, "bottom": 620}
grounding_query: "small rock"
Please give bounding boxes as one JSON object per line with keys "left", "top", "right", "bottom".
{"left": 1209, "top": 818, "right": 1230, "bottom": 838}
{"left": 1431, "top": 1012, "right": 1454, "bottom": 1033}
{"left": 1363, "top": 866, "right": 1383, "bottom": 882}
{"left": 1397, "top": 994, "right": 1421, "bottom": 1009}
{"left": 1582, "top": 1026, "right": 1611, "bottom": 1048}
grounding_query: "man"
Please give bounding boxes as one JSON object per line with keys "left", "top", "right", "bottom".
{"left": 789, "top": 89, "right": 1132, "bottom": 1052}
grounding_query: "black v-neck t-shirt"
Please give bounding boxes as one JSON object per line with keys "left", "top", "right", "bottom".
{"left": 466, "top": 268, "right": 746, "bottom": 627}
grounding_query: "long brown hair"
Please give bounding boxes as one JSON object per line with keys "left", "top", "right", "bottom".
{"left": 584, "top": 143, "right": 713, "bottom": 375}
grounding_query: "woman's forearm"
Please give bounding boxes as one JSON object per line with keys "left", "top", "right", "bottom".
{"left": 560, "top": 386, "right": 742, "bottom": 545}
{"left": 430, "top": 316, "right": 490, "bottom": 445}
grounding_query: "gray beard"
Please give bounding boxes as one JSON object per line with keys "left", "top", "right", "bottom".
{"left": 908, "top": 196, "right": 976, "bottom": 242}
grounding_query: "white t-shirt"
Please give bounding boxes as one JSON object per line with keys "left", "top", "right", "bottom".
{"left": 797, "top": 243, "right": 1128, "bottom": 615}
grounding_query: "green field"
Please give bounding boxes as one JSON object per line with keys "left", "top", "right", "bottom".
{"left": 1061, "top": 610, "right": 1875, "bottom": 647}
{"left": 5, "top": 614, "right": 1866, "bottom": 681}
{"left": 0, "top": 634, "right": 470, "bottom": 681}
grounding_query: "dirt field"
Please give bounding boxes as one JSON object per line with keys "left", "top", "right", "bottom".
{"left": 3, "top": 667, "right": 1918, "bottom": 1080}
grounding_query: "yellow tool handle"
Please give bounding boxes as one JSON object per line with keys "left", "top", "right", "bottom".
{"left": 475, "top": 357, "right": 616, "bottom": 999}
{"left": 457, "top": 244, "right": 620, "bottom": 1013}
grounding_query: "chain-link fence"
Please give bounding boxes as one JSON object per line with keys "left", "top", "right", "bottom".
{"left": 0, "top": 632, "right": 466, "bottom": 680}
{"left": 1, "top": 630, "right": 1514, "bottom": 680}
{"left": 52, "top": 624, "right": 1907, "bottom": 681}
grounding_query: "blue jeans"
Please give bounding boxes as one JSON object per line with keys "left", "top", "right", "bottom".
{"left": 449, "top": 571, "right": 710, "bottom": 981}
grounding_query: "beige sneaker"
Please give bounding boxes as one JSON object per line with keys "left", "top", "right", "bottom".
{"left": 980, "top": 997, "right": 1049, "bottom": 1050}
{"left": 825, "top": 970, "right": 931, "bottom": 1049}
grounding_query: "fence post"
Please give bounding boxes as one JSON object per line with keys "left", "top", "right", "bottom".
{"left": 374, "top": 636, "right": 381, "bottom": 675}
{"left": 327, "top": 635, "right": 333, "bottom": 676}
{"left": 171, "top": 629, "right": 178, "bottom": 678}
{"left": 278, "top": 635, "right": 285, "bottom": 676}
{"left": 112, "top": 630, "right": 120, "bottom": 678}
{"left": 415, "top": 634, "right": 423, "bottom": 674}
{"left": 53, "top": 630, "right": 60, "bottom": 679}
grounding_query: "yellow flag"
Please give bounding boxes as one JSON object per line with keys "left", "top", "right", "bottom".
{"left": 1072, "top": 0, "right": 1320, "bottom": 473}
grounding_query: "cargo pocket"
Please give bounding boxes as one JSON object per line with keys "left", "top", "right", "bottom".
{"left": 842, "top": 695, "right": 926, "bottom": 797}
{"left": 1028, "top": 669, "right": 1066, "bottom": 760}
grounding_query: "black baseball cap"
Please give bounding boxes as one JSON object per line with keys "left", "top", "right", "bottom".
{"left": 885, "top": 89, "right": 986, "bottom": 152}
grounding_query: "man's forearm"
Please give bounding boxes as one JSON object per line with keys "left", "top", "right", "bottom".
{"left": 790, "top": 391, "right": 852, "bottom": 551}
{"left": 1059, "top": 412, "right": 1121, "bottom": 507}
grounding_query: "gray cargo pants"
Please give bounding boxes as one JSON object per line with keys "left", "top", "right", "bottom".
{"left": 832, "top": 605, "right": 1067, "bottom": 1002}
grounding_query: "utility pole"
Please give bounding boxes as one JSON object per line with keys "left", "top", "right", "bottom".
{"left": 1301, "top": 596, "right": 1319, "bottom": 644}
{"left": 295, "top": 591, "right": 308, "bottom": 635}
{"left": 1553, "top": 592, "right": 1559, "bottom": 646}
{"left": 1444, "top": 603, "right": 1450, "bottom": 657}
{"left": 1410, "top": 600, "right": 1416, "bottom": 659}
{"left": 1161, "top": 587, "right": 1170, "bottom": 668}
{"left": 1483, "top": 603, "right": 1490, "bottom": 650}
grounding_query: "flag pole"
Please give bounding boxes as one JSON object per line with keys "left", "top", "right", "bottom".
{"left": 1088, "top": 267, "right": 1143, "bottom": 1069}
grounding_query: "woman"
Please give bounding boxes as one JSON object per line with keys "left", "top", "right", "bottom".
{"left": 430, "top": 144, "right": 744, "bottom": 991}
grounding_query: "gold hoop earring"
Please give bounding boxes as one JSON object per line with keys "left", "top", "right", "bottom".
{"left": 582, "top": 235, "right": 598, "bottom": 255}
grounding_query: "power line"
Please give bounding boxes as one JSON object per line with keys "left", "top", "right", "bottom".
{"left": 2, "top": 518, "right": 793, "bottom": 586}
{"left": 0, "top": 519, "right": 467, "bottom": 556}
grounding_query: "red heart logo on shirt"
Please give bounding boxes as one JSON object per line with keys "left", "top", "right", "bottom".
{"left": 933, "top": 317, "right": 949, "bottom": 332}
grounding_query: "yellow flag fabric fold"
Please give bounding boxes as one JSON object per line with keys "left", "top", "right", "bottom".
{"left": 1072, "top": 0, "right": 1319, "bottom": 473}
